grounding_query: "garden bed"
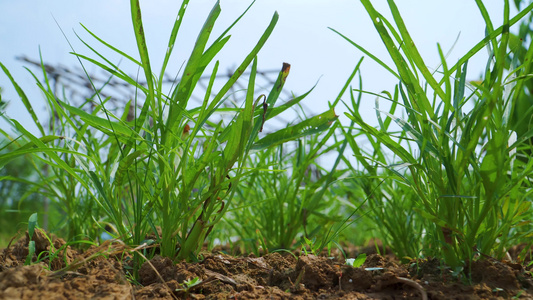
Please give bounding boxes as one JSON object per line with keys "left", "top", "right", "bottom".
{"left": 1, "top": 230, "right": 532, "bottom": 299}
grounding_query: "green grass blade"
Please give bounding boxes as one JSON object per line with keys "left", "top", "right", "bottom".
{"left": 251, "top": 108, "right": 338, "bottom": 151}
{"left": 80, "top": 24, "right": 141, "bottom": 67}
{"left": 345, "top": 111, "right": 417, "bottom": 165}
{"left": 58, "top": 100, "right": 135, "bottom": 137}
{"left": 386, "top": 0, "right": 446, "bottom": 102}
{"left": 359, "top": 0, "right": 434, "bottom": 119}
{"left": 329, "top": 28, "right": 399, "bottom": 79}
{"left": 0, "top": 62, "right": 45, "bottom": 136}
{"left": 444, "top": 1, "right": 533, "bottom": 79}
{"left": 10, "top": 120, "right": 93, "bottom": 192}
{"left": 166, "top": 1, "right": 222, "bottom": 134}
{"left": 130, "top": 0, "right": 156, "bottom": 129}
{"left": 197, "top": 12, "right": 280, "bottom": 142}
{"left": 475, "top": 0, "right": 498, "bottom": 52}
{"left": 158, "top": 0, "right": 189, "bottom": 81}
{"left": 0, "top": 135, "right": 66, "bottom": 168}
{"left": 247, "top": 61, "right": 289, "bottom": 149}
{"left": 69, "top": 53, "right": 148, "bottom": 93}
{"left": 266, "top": 83, "right": 317, "bottom": 120}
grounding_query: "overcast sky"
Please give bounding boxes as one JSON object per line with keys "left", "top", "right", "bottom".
{"left": 0, "top": 1, "right": 515, "bottom": 135}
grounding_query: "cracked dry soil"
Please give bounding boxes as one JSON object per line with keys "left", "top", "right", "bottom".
{"left": 1, "top": 229, "right": 533, "bottom": 299}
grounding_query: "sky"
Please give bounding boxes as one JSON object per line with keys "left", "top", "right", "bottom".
{"left": 0, "top": 1, "right": 515, "bottom": 137}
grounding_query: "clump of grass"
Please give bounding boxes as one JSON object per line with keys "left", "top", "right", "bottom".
{"left": 335, "top": 0, "right": 533, "bottom": 268}
{"left": 227, "top": 129, "right": 343, "bottom": 254}
{"left": 222, "top": 62, "right": 372, "bottom": 256}
{"left": 0, "top": 0, "right": 336, "bottom": 276}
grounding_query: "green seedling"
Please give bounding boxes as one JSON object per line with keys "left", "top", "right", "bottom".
{"left": 345, "top": 253, "right": 367, "bottom": 268}
{"left": 24, "top": 213, "right": 38, "bottom": 265}
{"left": 176, "top": 276, "right": 203, "bottom": 297}
{"left": 23, "top": 212, "right": 91, "bottom": 270}
{"left": 302, "top": 237, "right": 320, "bottom": 256}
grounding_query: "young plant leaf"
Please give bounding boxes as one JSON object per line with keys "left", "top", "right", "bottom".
{"left": 346, "top": 253, "right": 367, "bottom": 268}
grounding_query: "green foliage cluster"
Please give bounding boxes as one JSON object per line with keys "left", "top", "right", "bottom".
{"left": 338, "top": 0, "right": 533, "bottom": 269}
{"left": 0, "top": 0, "right": 339, "bottom": 273}
{"left": 1, "top": 0, "right": 533, "bottom": 278}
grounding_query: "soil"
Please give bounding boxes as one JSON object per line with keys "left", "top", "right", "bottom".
{"left": 1, "top": 229, "right": 533, "bottom": 299}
